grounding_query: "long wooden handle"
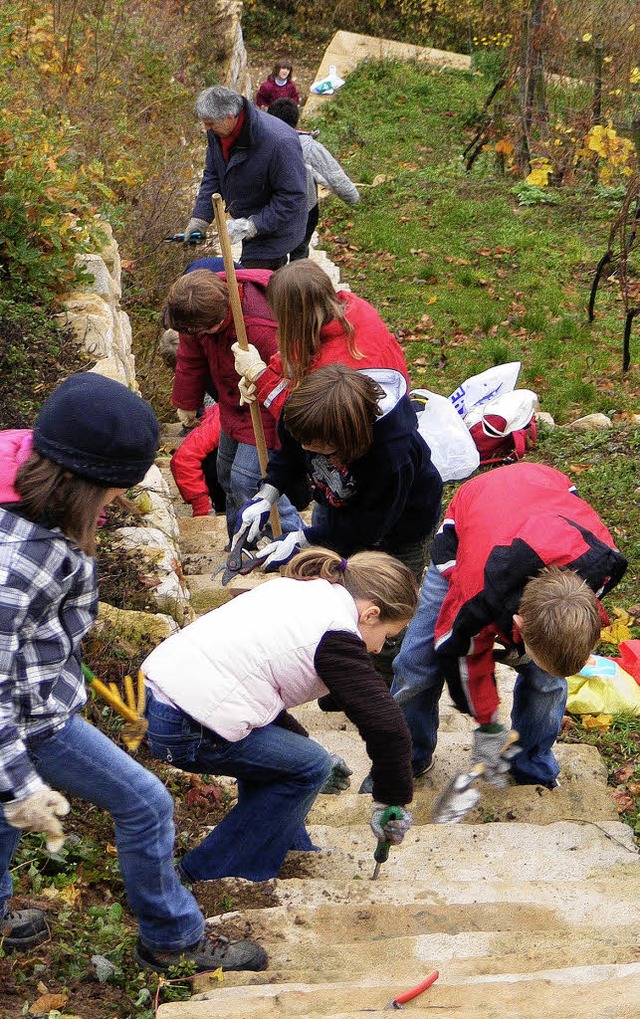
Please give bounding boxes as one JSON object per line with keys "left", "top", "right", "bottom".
{"left": 212, "top": 193, "right": 281, "bottom": 538}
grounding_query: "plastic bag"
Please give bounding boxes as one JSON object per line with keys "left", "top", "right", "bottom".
{"left": 412, "top": 389, "right": 480, "bottom": 482}
{"left": 464, "top": 389, "right": 538, "bottom": 466}
{"left": 310, "top": 65, "right": 345, "bottom": 95}
{"left": 449, "top": 362, "right": 521, "bottom": 417}
{"left": 566, "top": 654, "right": 640, "bottom": 716}
{"left": 612, "top": 640, "right": 640, "bottom": 685}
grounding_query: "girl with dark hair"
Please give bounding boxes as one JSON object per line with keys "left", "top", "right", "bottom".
{"left": 255, "top": 57, "right": 300, "bottom": 109}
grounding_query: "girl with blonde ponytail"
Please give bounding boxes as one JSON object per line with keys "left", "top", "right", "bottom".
{"left": 142, "top": 548, "right": 419, "bottom": 884}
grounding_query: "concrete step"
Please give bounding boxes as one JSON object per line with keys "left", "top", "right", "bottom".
{"left": 277, "top": 819, "right": 637, "bottom": 884}
{"left": 160, "top": 966, "right": 640, "bottom": 1018}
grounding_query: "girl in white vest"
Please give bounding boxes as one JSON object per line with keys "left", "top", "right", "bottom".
{"left": 142, "top": 547, "right": 417, "bottom": 882}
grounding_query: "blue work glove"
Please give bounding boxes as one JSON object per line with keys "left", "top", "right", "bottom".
{"left": 471, "top": 726, "right": 521, "bottom": 788}
{"left": 319, "top": 754, "right": 353, "bottom": 795}
{"left": 257, "top": 529, "right": 309, "bottom": 573}
{"left": 233, "top": 484, "right": 279, "bottom": 545}
{"left": 370, "top": 804, "right": 414, "bottom": 846}
{"left": 226, "top": 217, "right": 257, "bottom": 244}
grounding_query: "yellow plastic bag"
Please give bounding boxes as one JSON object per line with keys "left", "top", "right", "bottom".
{"left": 566, "top": 654, "right": 640, "bottom": 717}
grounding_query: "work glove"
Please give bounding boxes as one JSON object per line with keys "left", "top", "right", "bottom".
{"left": 370, "top": 804, "right": 414, "bottom": 846}
{"left": 231, "top": 342, "right": 268, "bottom": 383}
{"left": 4, "top": 787, "right": 70, "bottom": 854}
{"left": 319, "top": 753, "right": 353, "bottom": 794}
{"left": 471, "top": 725, "right": 521, "bottom": 789}
{"left": 257, "top": 529, "right": 309, "bottom": 572}
{"left": 183, "top": 217, "right": 210, "bottom": 243}
{"left": 233, "top": 484, "right": 280, "bottom": 545}
{"left": 238, "top": 378, "right": 257, "bottom": 406}
{"left": 176, "top": 408, "right": 198, "bottom": 430}
{"left": 226, "top": 217, "right": 257, "bottom": 244}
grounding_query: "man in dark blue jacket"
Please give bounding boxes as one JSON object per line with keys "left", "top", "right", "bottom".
{"left": 183, "top": 86, "right": 307, "bottom": 270}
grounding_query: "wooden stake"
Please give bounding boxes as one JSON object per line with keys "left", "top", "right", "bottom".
{"left": 212, "top": 193, "right": 281, "bottom": 537}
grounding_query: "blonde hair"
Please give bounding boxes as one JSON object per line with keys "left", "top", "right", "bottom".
{"left": 285, "top": 547, "right": 418, "bottom": 623}
{"left": 519, "top": 567, "right": 602, "bottom": 677}
{"left": 164, "top": 270, "right": 229, "bottom": 334}
{"left": 266, "top": 260, "right": 359, "bottom": 389}
{"left": 15, "top": 451, "right": 108, "bottom": 555}
{"left": 283, "top": 364, "right": 382, "bottom": 462}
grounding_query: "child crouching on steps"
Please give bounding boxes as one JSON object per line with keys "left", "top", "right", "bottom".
{"left": 142, "top": 548, "right": 418, "bottom": 882}
{"left": 0, "top": 373, "right": 266, "bottom": 974}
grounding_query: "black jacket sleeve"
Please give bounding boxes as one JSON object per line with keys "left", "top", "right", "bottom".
{"left": 314, "top": 630, "right": 413, "bottom": 805}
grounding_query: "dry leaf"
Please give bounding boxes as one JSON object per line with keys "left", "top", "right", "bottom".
{"left": 600, "top": 618, "right": 632, "bottom": 644}
{"left": 581, "top": 713, "right": 612, "bottom": 730}
{"left": 614, "top": 763, "right": 635, "bottom": 783}
{"left": 626, "top": 781, "right": 640, "bottom": 798}
{"left": 612, "top": 789, "right": 636, "bottom": 813}
{"left": 372, "top": 173, "right": 386, "bottom": 186}
{"left": 29, "top": 992, "right": 69, "bottom": 1014}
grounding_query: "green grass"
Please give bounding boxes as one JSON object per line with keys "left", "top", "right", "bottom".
{"left": 308, "top": 59, "right": 639, "bottom": 424}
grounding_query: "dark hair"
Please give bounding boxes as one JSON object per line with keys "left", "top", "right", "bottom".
{"left": 15, "top": 451, "right": 108, "bottom": 555}
{"left": 285, "top": 547, "right": 418, "bottom": 622}
{"left": 267, "top": 98, "right": 299, "bottom": 128}
{"left": 266, "top": 260, "right": 358, "bottom": 388}
{"left": 271, "top": 57, "right": 293, "bottom": 79}
{"left": 164, "top": 270, "right": 229, "bottom": 334}
{"left": 283, "top": 364, "right": 383, "bottom": 463}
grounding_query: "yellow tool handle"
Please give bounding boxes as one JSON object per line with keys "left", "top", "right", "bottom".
{"left": 90, "top": 677, "right": 142, "bottom": 725}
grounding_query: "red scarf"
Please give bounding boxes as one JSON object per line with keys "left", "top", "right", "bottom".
{"left": 220, "top": 109, "right": 245, "bottom": 162}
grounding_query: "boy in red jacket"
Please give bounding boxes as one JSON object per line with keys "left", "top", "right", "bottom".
{"left": 391, "top": 462, "right": 627, "bottom": 788}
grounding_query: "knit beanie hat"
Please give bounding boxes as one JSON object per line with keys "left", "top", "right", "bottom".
{"left": 33, "top": 373, "right": 160, "bottom": 488}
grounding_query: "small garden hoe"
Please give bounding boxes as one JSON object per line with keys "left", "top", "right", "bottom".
{"left": 432, "top": 730, "right": 520, "bottom": 824}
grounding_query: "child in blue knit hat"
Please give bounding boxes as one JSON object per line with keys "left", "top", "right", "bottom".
{"left": 0, "top": 372, "right": 266, "bottom": 975}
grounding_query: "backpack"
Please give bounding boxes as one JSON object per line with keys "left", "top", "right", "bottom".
{"left": 464, "top": 390, "right": 538, "bottom": 467}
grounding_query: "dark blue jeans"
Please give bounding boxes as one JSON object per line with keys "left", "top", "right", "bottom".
{"left": 0, "top": 715, "right": 204, "bottom": 952}
{"left": 216, "top": 430, "right": 303, "bottom": 539}
{"left": 145, "top": 694, "right": 332, "bottom": 882}
{"left": 391, "top": 562, "right": 568, "bottom": 785}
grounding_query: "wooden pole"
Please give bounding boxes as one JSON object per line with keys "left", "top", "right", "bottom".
{"left": 212, "top": 193, "right": 281, "bottom": 537}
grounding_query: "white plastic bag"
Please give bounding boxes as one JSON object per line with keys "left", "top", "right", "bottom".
{"left": 413, "top": 389, "right": 480, "bottom": 482}
{"left": 464, "top": 389, "right": 539, "bottom": 430}
{"left": 449, "top": 362, "right": 521, "bottom": 417}
{"left": 310, "top": 65, "right": 345, "bottom": 95}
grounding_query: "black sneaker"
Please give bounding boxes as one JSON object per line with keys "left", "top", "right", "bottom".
{"left": 413, "top": 758, "right": 435, "bottom": 778}
{"left": 1, "top": 909, "right": 49, "bottom": 950}
{"left": 133, "top": 930, "right": 268, "bottom": 973}
{"left": 317, "top": 694, "right": 341, "bottom": 712}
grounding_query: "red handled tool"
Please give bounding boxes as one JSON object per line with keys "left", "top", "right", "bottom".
{"left": 384, "top": 972, "right": 439, "bottom": 1009}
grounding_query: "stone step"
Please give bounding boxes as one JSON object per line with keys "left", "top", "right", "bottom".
{"left": 303, "top": 730, "right": 615, "bottom": 825}
{"left": 278, "top": 819, "right": 637, "bottom": 884}
{"left": 160, "top": 965, "right": 640, "bottom": 1018}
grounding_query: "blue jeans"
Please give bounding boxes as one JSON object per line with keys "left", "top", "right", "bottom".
{"left": 391, "top": 562, "right": 568, "bottom": 785}
{"left": 217, "top": 430, "right": 303, "bottom": 539}
{"left": 145, "top": 694, "right": 332, "bottom": 882}
{"left": 0, "top": 715, "right": 204, "bottom": 952}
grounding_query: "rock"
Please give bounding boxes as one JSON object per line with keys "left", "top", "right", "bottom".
{"left": 535, "top": 411, "right": 555, "bottom": 429}
{"left": 565, "top": 413, "right": 613, "bottom": 432}
{"left": 96, "top": 602, "right": 179, "bottom": 641}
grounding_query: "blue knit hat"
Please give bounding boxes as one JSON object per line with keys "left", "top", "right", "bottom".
{"left": 33, "top": 373, "right": 159, "bottom": 488}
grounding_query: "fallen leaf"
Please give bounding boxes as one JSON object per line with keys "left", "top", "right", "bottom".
{"left": 371, "top": 173, "right": 386, "bottom": 186}
{"left": 581, "top": 713, "right": 612, "bottom": 730}
{"left": 612, "top": 788, "right": 636, "bottom": 813}
{"left": 614, "top": 764, "right": 635, "bottom": 783}
{"left": 568, "top": 463, "right": 590, "bottom": 473}
{"left": 29, "top": 992, "right": 69, "bottom": 1014}
{"left": 600, "top": 618, "right": 632, "bottom": 644}
{"left": 626, "top": 781, "right": 640, "bottom": 798}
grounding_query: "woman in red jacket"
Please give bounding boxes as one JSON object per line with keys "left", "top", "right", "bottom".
{"left": 231, "top": 259, "right": 409, "bottom": 421}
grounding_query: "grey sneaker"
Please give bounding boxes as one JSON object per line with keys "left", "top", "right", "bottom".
{"left": 359, "top": 757, "right": 434, "bottom": 794}
{"left": 1, "top": 909, "right": 49, "bottom": 950}
{"left": 133, "top": 930, "right": 268, "bottom": 973}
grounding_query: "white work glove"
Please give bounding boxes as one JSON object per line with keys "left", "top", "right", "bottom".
{"left": 226, "top": 217, "right": 257, "bottom": 244}
{"left": 233, "top": 484, "right": 280, "bottom": 545}
{"left": 319, "top": 753, "right": 352, "bottom": 795}
{"left": 183, "top": 217, "right": 210, "bottom": 243}
{"left": 238, "top": 378, "right": 257, "bottom": 406}
{"left": 4, "top": 787, "right": 70, "bottom": 854}
{"left": 231, "top": 342, "right": 268, "bottom": 383}
{"left": 370, "top": 804, "right": 414, "bottom": 845}
{"left": 176, "top": 408, "right": 198, "bottom": 430}
{"left": 471, "top": 726, "right": 521, "bottom": 789}
{"left": 257, "top": 529, "right": 309, "bottom": 572}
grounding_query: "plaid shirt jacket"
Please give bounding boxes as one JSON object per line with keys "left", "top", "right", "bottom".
{"left": 0, "top": 507, "right": 97, "bottom": 803}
